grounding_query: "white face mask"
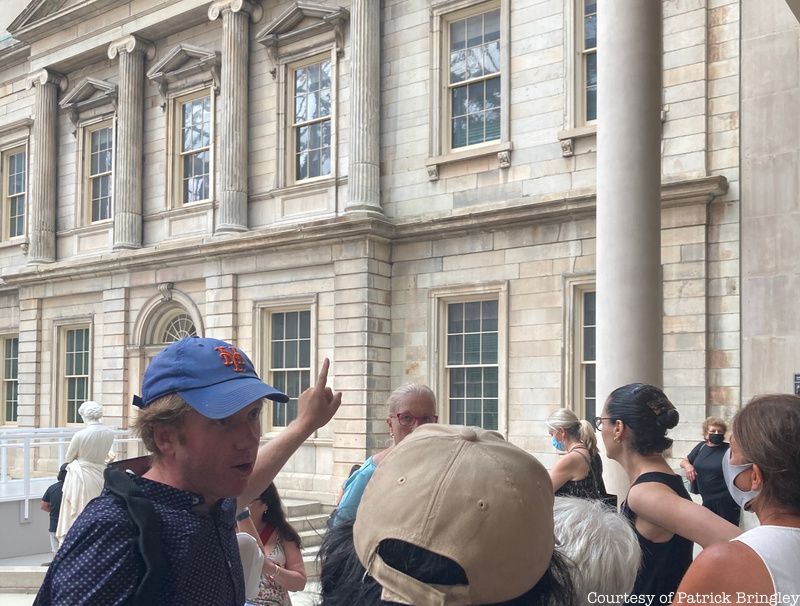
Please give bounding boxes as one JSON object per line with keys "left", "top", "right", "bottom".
{"left": 722, "top": 448, "right": 760, "bottom": 510}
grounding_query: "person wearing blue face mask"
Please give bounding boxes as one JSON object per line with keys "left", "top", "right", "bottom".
{"left": 675, "top": 394, "right": 800, "bottom": 602}
{"left": 545, "top": 408, "right": 609, "bottom": 502}
{"left": 679, "top": 417, "right": 741, "bottom": 525}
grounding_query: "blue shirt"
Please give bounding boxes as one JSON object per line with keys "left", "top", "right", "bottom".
{"left": 35, "top": 474, "right": 245, "bottom": 605}
{"left": 333, "top": 456, "right": 376, "bottom": 526}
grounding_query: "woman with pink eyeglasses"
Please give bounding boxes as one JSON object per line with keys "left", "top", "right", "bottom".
{"left": 331, "top": 384, "right": 437, "bottom": 526}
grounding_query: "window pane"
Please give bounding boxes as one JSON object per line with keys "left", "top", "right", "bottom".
{"left": 464, "top": 301, "right": 481, "bottom": 333}
{"left": 448, "top": 303, "right": 464, "bottom": 333}
{"left": 452, "top": 86, "right": 468, "bottom": 118}
{"left": 583, "top": 291, "right": 596, "bottom": 326}
{"left": 466, "top": 14, "right": 483, "bottom": 48}
{"left": 464, "top": 333, "right": 481, "bottom": 364}
{"left": 447, "top": 334, "right": 463, "bottom": 365}
{"left": 467, "top": 112, "right": 485, "bottom": 146}
{"left": 484, "top": 10, "right": 500, "bottom": 42}
{"left": 286, "top": 312, "right": 299, "bottom": 339}
{"left": 299, "top": 311, "right": 311, "bottom": 338}
{"left": 481, "top": 332, "right": 498, "bottom": 364}
{"left": 483, "top": 40, "right": 500, "bottom": 75}
{"left": 320, "top": 60, "right": 332, "bottom": 89}
{"left": 309, "top": 149, "right": 321, "bottom": 179}
{"left": 465, "top": 47, "right": 483, "bottom": 80}
{"left": 272, "top": 341, "right": 284, "bottom": 368}
{"left": 584, "top": 1, "right": 597, "bottom": 49}
{"left": 450, "top": 50, "right": 466, "bottom": 84}
{"left": 450, "top": 19, "right": 466, "bottom": 52}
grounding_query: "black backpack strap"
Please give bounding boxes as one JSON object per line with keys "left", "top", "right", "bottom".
{"left": 104, "top": 467, "right": 169, "bottom": 605}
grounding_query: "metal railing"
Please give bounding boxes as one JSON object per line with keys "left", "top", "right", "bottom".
{"left": 0, "top": 427, "right": 144, "bottom": 519}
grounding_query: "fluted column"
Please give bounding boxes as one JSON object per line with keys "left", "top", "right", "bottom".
{"left": 346, "top": 0, "right": 382, "bottom": 214}
{"left": 26, "top": 69, "right": 66, "bottom": 264}
{"left": 108, "top": 35, "right": 154, "bottom": 250}
{"left": 209, "top": 0, "right": 261, "bottom": 233}
{"left": 596, "top": 0, "right": 663, "bottom": 498}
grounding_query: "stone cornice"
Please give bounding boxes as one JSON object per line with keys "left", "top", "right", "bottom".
{"left": 0, "top": 175, "right": 727, "bottom": 287}
{"left": 9, "top": 0, "right": 130, "bottom": 45}
{"left": 1, "top": 216, "right": 395, "bottom": 286}
{"left": 208, "top": 0, "right": 263, "bottom": 23}
{"left": 391, "top": 174, "right": 728, "bottom": 243}
{"left": 0, "top": 40, "right": 31, "bottom": 70}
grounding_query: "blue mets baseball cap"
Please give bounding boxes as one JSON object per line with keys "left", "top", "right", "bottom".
{"left": 133, "top": 337, "right": 289, "bottom": 418}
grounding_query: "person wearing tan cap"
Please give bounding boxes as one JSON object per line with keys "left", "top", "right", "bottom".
{"left": 319, "top": 424, "right": 578, "bottom": 606}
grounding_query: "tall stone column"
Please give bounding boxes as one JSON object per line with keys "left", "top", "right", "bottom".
{"left": 108, "top": 36, "right": 154, "bottom": 250}
{"left": 26, "top": 69, "right": 66, "bottom": 264}
{"left": 346, "top": 0, "right": 382, "bottom": 214}
{"left": 209, "top": 0, "right": 261, "bottom": 233}
{"left": 596, "top": 1, "right": 663, "bottom": 496}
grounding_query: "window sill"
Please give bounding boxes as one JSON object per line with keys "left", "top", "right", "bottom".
{"left": 557, "top": 124, "right": 597, "bottom": 157}
{"left": 148, "top": 200, "right": 214, "bottom": 221}
{"left": 57, "top": 220, "right": 112, "bottom": 238}
{"left": 254, "top": 175, "right": 343, "bottom": 201}
{"left": 426, "top": 140, "right": 513, "bottom": 181}
{"left": 0, "top": 237, "right": 26, "bottom": 251}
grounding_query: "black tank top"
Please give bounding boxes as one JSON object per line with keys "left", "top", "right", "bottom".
{"left": 621, "top": 472, "right": 693, "bottom": 601}
{"left": 554, "top": 448, "right": 607, "bottom": 501}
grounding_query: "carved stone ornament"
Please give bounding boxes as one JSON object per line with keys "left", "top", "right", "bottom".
{"left": 146, "top": 44, "right": 221, "bottom": 109}
{"left": 426, "top": 164, "right": 439, "bottom": 181}
{"left": 25, "top": 68, "right": 67, "bottom": 92}
{"left": 497, "top": 150, "right": 511, "bottom": 169}
{"left": 108, "top": 35, "right": 156, "bottom": 61}
{"left": 157, "top": 282, "right": 174, "bottom": 302}
{"left": 560, "top": 138, "right": 574, "bottom": 158}
{"left": 256, "top": 2, "right": 350, "bottom": 68}
{"left": 208, "top": 0, "right": 263, "bottom": 22}
{"left": 59, "top": 77, "right": 118, "bottom": 133}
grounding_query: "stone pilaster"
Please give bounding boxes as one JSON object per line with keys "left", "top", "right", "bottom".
{"left": 16, "top": 294, "right": 42, "bottom": 427}
{"left": 204, "top": 273, "right": 237, "bottom": 341}
{"left": 596, "top": 0, "right": 663, "bottom": 496}
{"left": 346, "top": 0, "right": 382, "bottom": 214}
{"left": 26, "top": 70, "right": 66, "bottom": 264}
{"left": 108, "top": 36, "right": 154, "bottom": 250}
{"left": 102, "top": 287, "right": 128, "bottom": 425}
{"left": 332, "top": 238, "right": 392, "bottom": 481}
{"left": 209, "top": 0, "right": 262, "bottom": 233}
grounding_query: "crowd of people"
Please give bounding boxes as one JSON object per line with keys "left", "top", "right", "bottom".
{"left": 32, "top": 335, "right": 800, "bottom": 605}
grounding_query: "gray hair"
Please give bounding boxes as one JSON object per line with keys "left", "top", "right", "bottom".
{"left": 387, "top": 383, "right": 437, "bottom": 413}
{"left": 78, "top": 400, "right": 103, "bottom": 422}
{"left": 553, "top": 496, "right": 641, "bottom": 605}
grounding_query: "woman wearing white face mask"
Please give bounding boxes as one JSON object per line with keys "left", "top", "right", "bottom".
{"left": 675, "top": 394, "right": 800, "bottom": 601}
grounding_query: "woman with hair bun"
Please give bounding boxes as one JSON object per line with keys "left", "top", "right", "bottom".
{"left": 598, "top": 383, "right": 740, "bottom": 602}
{"left": 546, "top": 408, "right": 608, "bottom": 500}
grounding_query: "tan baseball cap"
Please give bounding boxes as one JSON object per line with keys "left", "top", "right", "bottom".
{"left": 353, "top": 424, "right": 555, "bottom": 606}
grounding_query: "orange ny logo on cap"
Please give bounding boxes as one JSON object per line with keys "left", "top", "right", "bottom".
{"left": 214, "top": 346, "right": 246, "bottom": 373}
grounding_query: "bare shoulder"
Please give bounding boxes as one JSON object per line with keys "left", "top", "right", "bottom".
{"left": 675, "top": 540, "right": 772, "bottom": 600}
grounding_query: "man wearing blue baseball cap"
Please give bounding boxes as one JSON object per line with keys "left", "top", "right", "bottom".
{"left": 35, "top": 337, "right": 341, "bottom": 605}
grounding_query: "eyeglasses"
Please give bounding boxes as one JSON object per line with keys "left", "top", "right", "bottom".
{"left": 593, "top": 417, "right": 615, "bottom": 431}
{"left": 390, "top": 412, "right": 438, "bottom": 427}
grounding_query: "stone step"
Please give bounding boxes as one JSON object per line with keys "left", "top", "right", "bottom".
{"left": 303, "top": 546, "right": 321, "bottom": 580}
{"left": 283, "top": 499, "right": 324, "bottom": 518}
{"left": 0, "top": 566, "right": 46, "bottom": 593}
{"left": 288, "top": 512, "right": 330, "bottom": 533}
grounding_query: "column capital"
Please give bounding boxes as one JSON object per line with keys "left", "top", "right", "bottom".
{"left": 108, "top": 35, "right": 155, "bottom": 61}
{"left": 25, "top": 69, "right": 67, "bottom": 92}
{"left": 208, "top": 0, "right": 262, "bottom": 23}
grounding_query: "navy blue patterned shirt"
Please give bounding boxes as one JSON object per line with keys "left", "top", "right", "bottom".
{"left": 35, "top": 473, "right": 245, "bottom": 605}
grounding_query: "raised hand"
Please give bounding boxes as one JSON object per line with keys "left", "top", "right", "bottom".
{"left": 296, "top": 358, "right": 342, "bottom": 432}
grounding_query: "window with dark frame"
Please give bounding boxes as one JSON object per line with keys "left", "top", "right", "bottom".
{"left": 446, "top": 300, "right": 499, "bottom": 430}
{"left": 582, "top": 0, "right": 597, "bottom": 123}
{"left": 180, "top": 95, "right": 211, "bottom": 203}
{"left": 2, "top": 337, "right": 18, "bottom": 423}
{"left": 5, "top": 148, "right": 26, "bottom": 239}
{"left": 64, "top": 328, "right": 90, "bottom": 424}
{"left": 449, "top": 8, "right": 501, "bottom": 149}
{"left": 269, "top": 310, "right": 311, "bottom": 427}
{"left": 293, "top": 59, "right": 332, "bottom": 181}
{"left": 580, "top": 290, "right": 597, "bottom": 421}
{"left": 88, "top": 126, "right": 113, "bottom": 222}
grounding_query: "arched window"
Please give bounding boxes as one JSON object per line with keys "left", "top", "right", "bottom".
{"left": 160, "top": 313, "right": 197, "bottom": 343}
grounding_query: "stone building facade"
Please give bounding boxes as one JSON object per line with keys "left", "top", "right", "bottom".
{"left": 0, "top": 0, "right": 745, "bottom": 502}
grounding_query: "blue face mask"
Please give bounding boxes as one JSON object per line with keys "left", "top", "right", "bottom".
{"left": 551, "top": 436, "right": 566, "bottom": 452}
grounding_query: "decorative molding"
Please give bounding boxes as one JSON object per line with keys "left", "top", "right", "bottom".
{"left": 59, "top": 77, "right": 117, "bottom": 130}
{"left": 0, "top": 118, "right": 34, "bottom": 137}
{"left": 107, "top": 35, "right": 155, "bottom": 61}
{"left": 25, "top": 68, "right": 67, "bottom": 92}
{"left": 256, "top": 2, "right": 349, "bottom": 65}
{"left": 157, "top": 282, "right": 174, "bottom": 301}
{"left": 0, "top": 175, "right": 728, "bottom": 287}
{"left": 146, "top": 44, "right": 221, "bottom": 108}
{"left": 208, "top": 0, "right": 263, "bottom": 23}
{"left": 560, "top": 138, "right": 574, "bottom": 158}
{"left": 497, "top": 150, "right": 511, "bottom": 169}
{"left": 8, "top": 0, "right": 131, "bottom": 44}
{"left": 426, "top": 164, "right": 439, "bottom": 182}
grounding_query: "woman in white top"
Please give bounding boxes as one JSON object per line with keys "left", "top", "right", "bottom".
{"left": 675, "top": 393, "right": 800, "bottom": 599}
